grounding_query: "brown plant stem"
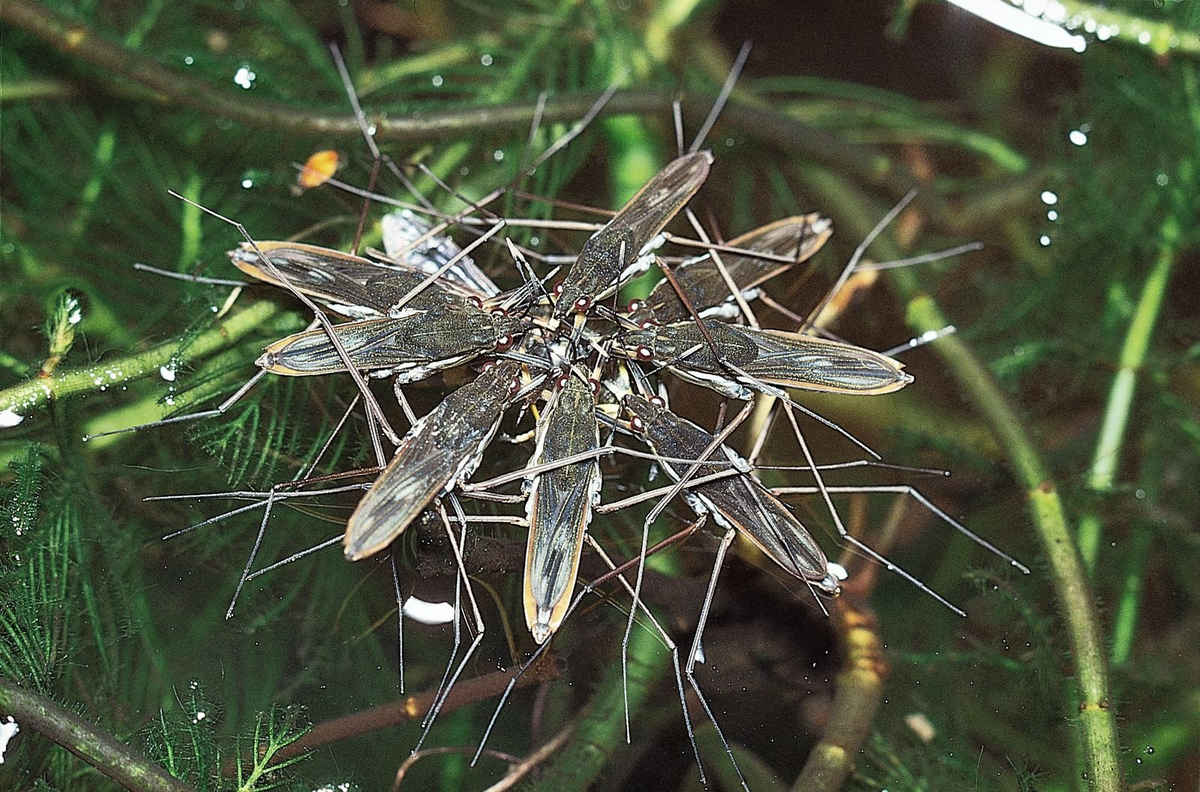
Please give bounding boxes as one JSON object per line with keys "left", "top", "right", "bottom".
{"left": 791, "top": 601, "right": 887, "bottom": 792}
{"left": 0, "top": 676, "right": 194, "bottom": 792}
{"left": 1, "top": 0, "right": 918, "bottom": 200}
{"left": 263, "top": 656, "right": 564, "bottom": 766}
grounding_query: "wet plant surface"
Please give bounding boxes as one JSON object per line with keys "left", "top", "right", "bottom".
{"left": 2, "top": 1, "right": 1199, "bottom": 791}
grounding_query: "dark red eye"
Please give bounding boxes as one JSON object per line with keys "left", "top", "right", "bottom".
{"left": 574, "top": 296, "right": 591, "bottom": 312}
{"left": 630, "top": 416, "right": 644, "bottom": 432}
{"left": 480, "top": 361, "right": 496, "bottom": 372}
{"left": 627, "top": 300, "right": 643, "bottom": 312}
{"left": 649, "top": 395, "right": 665, "bottom": 407}
{"left": 588, "top": 378, "right": 600, "bottom": 394}
{"left": 508, "top": 378, "right": 521, "bottom": 395}
{"left": 491, "top": 307, "right": 508, "bottom": 317}
{"left": 467, "top": 296, "right": 484, "bottom": 309}
{"left": 553, "top": 282, "right": 564, "bottom": 296}
{"left": 636, "top": 346, "right": 653, "bottom": 361}
{"left": 556, "top": 372, "right": 570, "bottom": 388}
{"left": 639, "top": 319, "right": 657, "bottom": 330}
{"left": 495, "top": 334, "right": 514, "bottom": 351}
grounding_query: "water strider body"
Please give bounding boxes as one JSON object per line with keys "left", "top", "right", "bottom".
{"left": 623, "top": 394, "right": 841, "bottom": 595}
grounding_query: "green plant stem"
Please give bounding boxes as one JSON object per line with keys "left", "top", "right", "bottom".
{"left": 1076, "top": 213, "right": 1180, "bottom": 572}
{"left": 0, "top": 0, "right": 917, "bottom": 200}
{"left": 0, "top": 301, "right": 281, "bottom": 420}
{"left": 0, "top": 676, "right": 195, "bottom": 792}
{"left": 894, "top": 282, "right": 1124, "bottom": 792}
{"left": 526, "top": 623, "right": 669, "bottom": 792}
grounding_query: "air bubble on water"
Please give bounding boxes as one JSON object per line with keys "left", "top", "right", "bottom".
{"left": 1040, "top": 190, "right": 1058, "bottom": 205}
{"left": 1135, "top": 488, "right": 1146, "bottom": 499}
{"left": 480, "top": 54, "right": 493, "bottom": 66}
{"left": 242, "top": 178, "right": 254, "bottom": 189}
{"left": 431, "top": 74, "right": 444, "bottom": 87}
{"left": 493, "top": 149, "right": 505, "bottom": 162}
{"left": 160, "top": 364, "right": 178, "bottom": 382}
{"left": 1138, "top": 31, "right": 1151, "bottom": 45}
{"left": 1069, "top": 129, "right": 1087, "bottom": 146}
{"left": 184, "top": 55, "right": 195, "bottom": 66}
{"left": 1039, "top": 235, "right": 1051, "bottom": 247}
{"left": 1144, "top": 745, "right": 1154, "bottom": 754}
{"left": 1047, "top": 210, "right": 1059, "bottom": 221}
{"left": 1156, "top": 173, "right": 1169, "bottom": 187}
{"left": 233, "top": 65, "right": 256, "bottom": 90}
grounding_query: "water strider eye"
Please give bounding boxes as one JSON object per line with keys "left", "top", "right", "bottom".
{"left": 480, "top": 361, "right": 496, "bottom": 373}
{"left": 649, "top": 395, "right": 666, "bottom": 407}
{"left": 552, "top": 282, "right": 564, "bottom": 296}
{"left": 630, "top": 416, "right": 644, "bottom": 432}
{"left": 491, "top": 307, "right": 508, "bottom": 317}
{"left": 556, "top": 372, "right": 571, "bottom": 388}
{"left": 627, "top": 300, "right": 644, "bottom": 312}
{"left": 588, "top": 378, "right": 601, "bottom": 394}
{"left": 508, "top": 377, "right": 521, "bottom": 395}
{"left": 495, "top": 334, "right": 515, "bottom": 351}
{"left": 467, "top": 296, "right": 484, "bottom": 309}
{"left": 574, "top": 296, "right": 591, "bottom": 312}
{"left": 639, "top": 319, "right": 657, "bottom": 330}
{"left": 636, "top": 345, "right": 653, "bottom": 361}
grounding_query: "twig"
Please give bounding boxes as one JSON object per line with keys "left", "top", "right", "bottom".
{"left": 0, "top": 301, "right": 281, "bottom": 421}
{"left": 0, "top": 676, "right": 195, "bottom": 792}
{"left": 1, "top": 0, "right": 917, "bottom": 200}
{"left": 263, "top": 657, "right": 564, "bottom": 765}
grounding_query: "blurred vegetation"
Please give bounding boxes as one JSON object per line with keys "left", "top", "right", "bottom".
{"left": 2, "top": 0, "right": 1198, "bottom": 790}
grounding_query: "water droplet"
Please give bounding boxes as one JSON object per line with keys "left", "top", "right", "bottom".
{"left": 1047, "top": 210, "right": 1059, "bottom": 221}
{"left": 1040, "top": 190, "right": 1058, "bottom": 205}
{"left": 480, "top": 53, "right": 493, "bottom": 66}
{"left": 241, "top": 178, "right": 253, "bottom": 189}
{"left": 1155, "top": 173, "right": 1169, "bottom": 186}
{"left": 492, "top": 149, "right": 505, "bottom": 162}
{"left": 1134, "top": 488, "right": 1146, "bottom": 499}
{"left": 184, "top": 55, "right": 194, "bottom": 66}
{"left": 431, "top": 74, "right": 444, "bottom": 87}
{"left": 1138, "top": 30, "right": 1151, "bottom": 45}
{"left": 1069, "top": 129, "right": 1088, "bottom": 146}
{"left": 1039, "top": 235, "right": 1051, "bottom": 247}
{"left": 1144, "top": 745, "right": 1154, "bottom": 754}
{"left": 159, "top": 364, "right": 177, "bottom": 382}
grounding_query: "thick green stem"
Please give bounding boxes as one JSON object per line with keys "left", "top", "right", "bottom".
{"left": 1076, "top": 213, "right": 1180, "bottom": 572}
{"left": 0, "top": 676, "right": 195, "bottom": 792}
{"left": 526, "top": 624, "right": 669, "bottom": 792}
{"left": 0, "top": 301, "right": 281, "bottom": 421}
{"left": 895, "top": 281, "right": 1124, "bottom": 792}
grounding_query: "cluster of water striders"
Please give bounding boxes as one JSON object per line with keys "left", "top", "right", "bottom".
{"left": 96, "top": 53, "right": 1027, "bottom": 783}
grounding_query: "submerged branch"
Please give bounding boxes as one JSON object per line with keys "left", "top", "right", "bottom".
{"left": 0, "top": 301, "right": 281, "bottom": 422}
{"left": 265, "top": 657, "right": 564, "bottom": 766}
{"left": 1, "top": 0, "right": 917, "bottom": 199}
{"left": 0, "top": 677, "right": 195, "bottom": 792}
{"left": 791, "top": 601, "right": 886, "bottom": 792}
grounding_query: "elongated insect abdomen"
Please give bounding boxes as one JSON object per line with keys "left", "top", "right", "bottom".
{"left": 555, "top": 151, "right": 713, "bottom": 317}
{"left": 523, "top": 376, "right": 601, "bottom": 643}
{"left": 623, "top": 395, "right": 839, "bottom": 595}
{"left": 344, "top": 361, "right": 521, "bottom": 561}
